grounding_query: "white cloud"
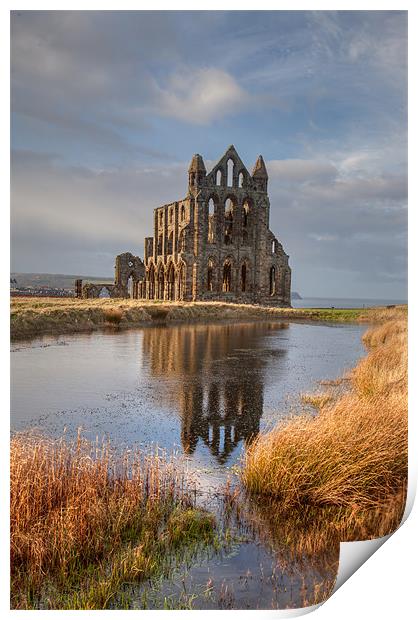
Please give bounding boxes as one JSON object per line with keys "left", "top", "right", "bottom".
{"left": 151, "top": 67, "right": 250, "bottom": 124}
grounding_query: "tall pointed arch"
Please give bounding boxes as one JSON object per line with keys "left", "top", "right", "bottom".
{"left": 148, "top": 263, "right": 155, "bottom": 299}
{"left": 222, "top": 258, "right": 233, "bottom": 293}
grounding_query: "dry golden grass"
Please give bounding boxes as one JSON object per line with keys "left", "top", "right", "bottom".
{"left": 11, "top": 296, "right": 394, "bottom": 339}
{"left": 242, "top": 308, "right": 407, "bottom": 539}
{"left": 358, "top": 304, "right": 407, "bottom": 324}
{"left": 353, "top": 337, "right": 407, "bottom": 399}
{"left": 10, "top": 432, "right": 214, "bottom": 609}
{"left": 300, "top": 393, "right": 334, "bottom": 409}
{"left": 362, "top": 317, "right": 407, "bottom": 347}
{"left": 103, "top": 307, "right": 124, "bottom": 324}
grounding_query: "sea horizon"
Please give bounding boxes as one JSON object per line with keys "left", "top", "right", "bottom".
{"left": 292, "top": 296, "right": 407, "bottom": 309}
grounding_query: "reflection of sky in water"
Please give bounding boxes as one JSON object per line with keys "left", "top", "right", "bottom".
{"left": 11, "top": 321, "right": 365, "bottom": 488}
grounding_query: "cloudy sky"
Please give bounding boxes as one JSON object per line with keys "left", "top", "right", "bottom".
{"left": 11, "top": 10, "right": 407, "bottom": 299}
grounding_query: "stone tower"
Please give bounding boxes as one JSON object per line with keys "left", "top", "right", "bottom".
{"left": 136, "top": 145, "right": 291, "bottom": 305}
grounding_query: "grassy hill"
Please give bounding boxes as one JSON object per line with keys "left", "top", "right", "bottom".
{"left": 11, "top": 273, "right": 114, "bottom": 290}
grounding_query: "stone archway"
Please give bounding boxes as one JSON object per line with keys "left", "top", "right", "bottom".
{"left": 167, "top": 263, "right": 175, "bottom": 301}
{"left": 157, "top": 265, "right": 165, "bottom": 300}
{"left": 98, "top": 287, "right": 111, "bottom": 298}
{"left": 177, "top": 262, "right": 186, "bottom": 301}
{"left": 115, "top": 252, "right": 145, "bottom": 298}
{"left": 241, "top": 262, "right": 247, "bottom": 292}
{"left": 222, "top": 259, "right": 233, "bottom": 292}
{"left": 269, "top": 265, "right": 276, "bottom": 296}
{"left": 148, "top": 263, "right": 156, "bottom": 299}
{"left": 207, "top": 259, "right": 215, "bottom": 292}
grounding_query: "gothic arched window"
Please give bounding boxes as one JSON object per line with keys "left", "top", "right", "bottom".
{"left": 227, "top": 159, "right": 234, "bottom": 187}
{"left": 223, "top": 259, "right": 232, "bottom": 292}
{"left": 167, "top": 263, "right": 175, "bottom": 300}
{"left": 242, "top": 201, "right": 250, "bottom": 245}
{"left": 148, "top": 264, "right": 155, "bottom": 299}
{"left": 269, "top": 266, "right": 276, "bottom": 296}
{"left": 241, "top": 263, "right": 247, "bottom": 292}
{"left": 157, "top": 266, "right": 165, "bottom": 299}
{"left": 167, "top": 231, "right": 174, "bottom": 255}
{"left": 179, "top": 229, "right": 186, "bottom": 252}
{"left": 224, "top": 198, "right": 234, "bottom": 245}
{"left": 208, "top": 198, "right": 215, "bottom": 243}
{"left": 207, "top": 259, "right": 214, "bottom": 291}
{"left": 177, "top": 263, "right": 185, "bottom": 300}
{"left": 243, "top": 202, "right": 249, "bottom": 228}
{"left": 99, "top": 287, "right": 110, "bottom": 298}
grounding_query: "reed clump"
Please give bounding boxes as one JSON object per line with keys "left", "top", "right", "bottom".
{"left": 242, "top": 308, "right": 407, "bottom": 539}
{"left": 10, "top": 432, "right": 215, "bottom": 609}
{"left": 104, "top": 307, "right": 124, "bottom": 324}
{"left": 359, "top": 304, "right": 407, "bottom": 324}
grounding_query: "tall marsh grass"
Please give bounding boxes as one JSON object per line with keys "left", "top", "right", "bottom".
{"left": 242, "top": 309, "right": 407, "bottom": 538}
{"left": 10, "top": 432, "right": 214, "bottom": 609}
{"left": 103, "top": 307, "right": 124, "bottom": 324}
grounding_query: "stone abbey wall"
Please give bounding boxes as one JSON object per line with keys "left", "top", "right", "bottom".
{"left": 139, "top": 145, "right": 291, "bottom": 306}
{"left": 77, "top": 252, "right": 145, "bottom": 299}
{"left": 78, "top": 146, "right": 291, "bottom": 306}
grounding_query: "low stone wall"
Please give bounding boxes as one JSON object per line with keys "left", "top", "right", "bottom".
{"left": 81, "top": 283, "right": 126, "bottom": 299}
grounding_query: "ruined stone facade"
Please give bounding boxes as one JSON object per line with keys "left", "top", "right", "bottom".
{"left": 78, "top": 252, "right": 145, "bottom": 299}
{"left": 138, "top": 145, "right": 291, "bottom": 305}
{"left": 79, "top": 145, "right": 291, "bottom": 305}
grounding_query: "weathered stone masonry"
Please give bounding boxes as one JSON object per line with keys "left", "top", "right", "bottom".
{"left": 78, "top": 252, "right": 145, "bottom": 299}
{"left": 78, "top": 146, "right": 291, "bottom": 306}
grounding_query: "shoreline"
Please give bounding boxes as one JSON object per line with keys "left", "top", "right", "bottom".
{"left": 11, "top": 298, "right": 406, "bottom": 340}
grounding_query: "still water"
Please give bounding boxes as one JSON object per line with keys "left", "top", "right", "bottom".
{"left": 11, "top": 321, "right": 365, "bottom": 476}
{"left": 11, "top": 320, "right": 367, "bottom": 608}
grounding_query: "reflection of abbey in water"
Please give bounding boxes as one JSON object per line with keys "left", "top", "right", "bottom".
{"left": 179, "top": 375, "right": 264, "bottom": 464}
{"left": 142, "top": 322, "right": 287, "bottom": 464}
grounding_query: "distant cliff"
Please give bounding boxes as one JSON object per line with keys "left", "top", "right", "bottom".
{"left": 291, "top": 292, "right": 302, "bottom": 300}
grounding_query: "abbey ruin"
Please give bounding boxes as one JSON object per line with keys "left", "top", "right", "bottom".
{"left": 78, "top": 145, "right": 291, "bottom": 306}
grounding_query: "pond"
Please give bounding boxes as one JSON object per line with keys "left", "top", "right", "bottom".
{"left": 11, "top": 320, "right": 366, "bottom": 609}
